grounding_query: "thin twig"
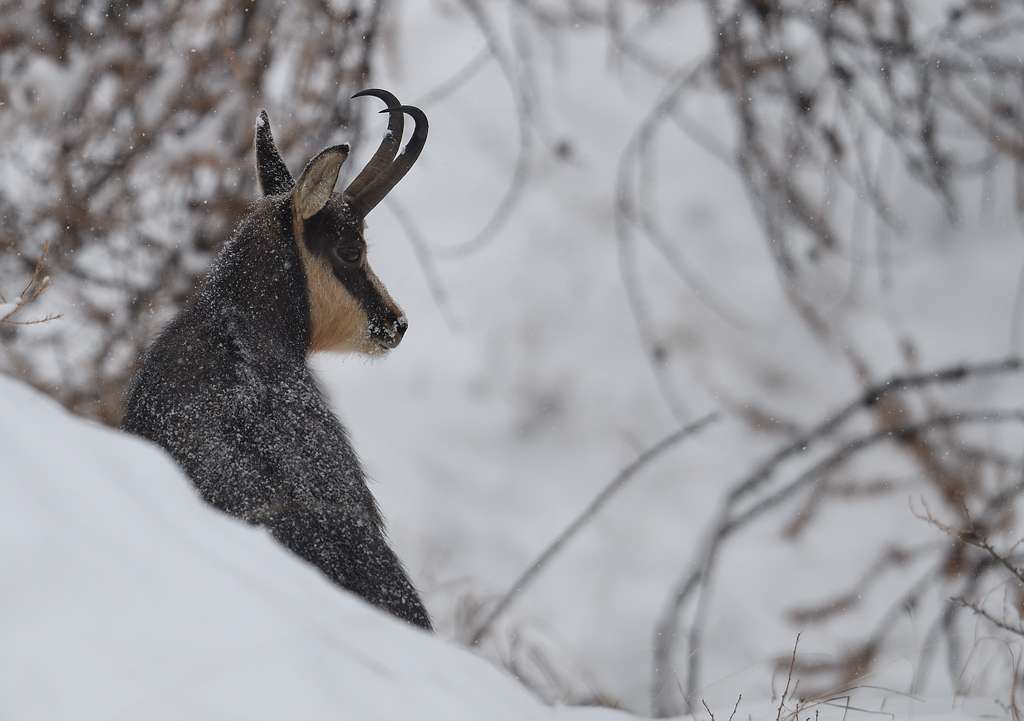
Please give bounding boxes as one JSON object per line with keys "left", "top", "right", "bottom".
{"left": 1, "top": 241, "right": 61, "bottom": 325}
{"left": 386, "top": 197, "right": 462, "bottom": 333}
{"left": 952, "top": 596, "right": 1024, "bottom": 638}
{"left": 431, "top": 0, "right": 534, "bottom": 259}
{"left": 777, "top": 633, "right": 802, "bottom": 721}
{"left": 727, "top": 694, "right": 742, "bottom": 721}
{"left": 470, "top": 412, "right": 719, "bottom": 646}
{"left": 701, "top": 699, "right": 716, "bottom": 721}
{"left": 729, "top": 357, "right": 1024, "bottom": 507}
{"left": 416, "top": 47, "right": 493, "bottom": 108}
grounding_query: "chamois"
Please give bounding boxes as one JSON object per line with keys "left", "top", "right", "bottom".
{"left": 121, "top": 90, "right": 431, "bottom": 630}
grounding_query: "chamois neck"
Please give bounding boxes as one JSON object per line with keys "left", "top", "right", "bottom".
{"left": 196, "top": 198, "right": 311, "bottom": 359}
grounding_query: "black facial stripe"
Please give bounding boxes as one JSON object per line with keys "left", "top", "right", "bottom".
{"left": 334, "top": 266, "right": 398, "bottom": 327}
{"left": 299, "top": 195, "right": 399, "bottom": 336}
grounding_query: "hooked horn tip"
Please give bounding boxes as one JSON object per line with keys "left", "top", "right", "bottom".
{"left": 379, "top": 104, "right": 427, "bottom": 120}
{"left": 353, "top": 88, "right": 401, "bottom": 105}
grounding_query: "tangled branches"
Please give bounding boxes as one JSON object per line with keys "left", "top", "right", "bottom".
{"left": 425, "top": 0, "right": 1024, "bottom": 405}
{"left": 697, "top": 0, "right": 1024, "bottom": 323}
{"left": 651, "top": 357, "right": 1024, "bottom": 716}
{"left": 0, "top": 0, "right": 386, "bottom": 421}
{"left": 602, "top": 0, "right": 1024, "bottom": 408}
{"left": 389, "top": 1, "right": 1024, "bottom": 713}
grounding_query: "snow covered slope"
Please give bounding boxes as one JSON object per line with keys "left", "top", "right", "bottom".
{"left": 0, "top": 374, "right": 1007, "bottom": 720}
{"left": 0, "top": 375, "right": 629, "bottom": 721}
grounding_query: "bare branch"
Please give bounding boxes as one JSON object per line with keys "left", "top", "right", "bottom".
{"left": 470, "top": 413, "right": 719, "bottom": 646}
{"left": 952, "top": 596, "right": 1024, "bottom": 639}
{"left": 0, "top": 242, "right": 61, "bottom": 326}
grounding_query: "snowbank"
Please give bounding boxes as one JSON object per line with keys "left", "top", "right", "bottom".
{"left": 0, "top": 375, "right": 1008, "bottom": 720}
{"left": 0, "top": 375, "right": 627, "bottom": 721}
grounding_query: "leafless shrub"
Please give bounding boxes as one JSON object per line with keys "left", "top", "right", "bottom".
{"left": 425, "top": 2, "right": 1024, "bottom": 714}
{"left": 650, "top": 357, "right": 1024, "bottom": 715}
{"left": 691, "top": 0, "right": 1024, "bottom": 325}
{"left": 598, "top": 0, "right": 1024, "bottom": 410}
{"left": 0, "top": 0, "right": 386, "bottom": 421}
{"left": 411, "top": 0, "right": 1024, "bottom": 413}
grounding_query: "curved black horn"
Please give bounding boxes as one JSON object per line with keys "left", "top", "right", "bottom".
{"left": 343, "top": 89, "right": 404, "bottom": 199}
{"left": 348, "top": 105, "right": 428, "bottom": 218}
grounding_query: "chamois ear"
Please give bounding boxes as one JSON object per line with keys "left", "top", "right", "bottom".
{"left": 294, "top": 145, "right": 351, "bottom": 220}
{"left": 255, "top": 110, "right": 295, "bottom": 196}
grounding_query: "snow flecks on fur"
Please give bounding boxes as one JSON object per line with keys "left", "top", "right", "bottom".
{"left": 121, "top": 194, "right": 431, "bottom": 631}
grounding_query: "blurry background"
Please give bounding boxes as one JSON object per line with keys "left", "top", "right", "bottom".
{"left": 3, "top": 0, "right": 1024, "bottom": 716}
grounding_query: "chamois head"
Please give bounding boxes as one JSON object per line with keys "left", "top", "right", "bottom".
{"left": 255, "top": 89, "right": 427, "bottom": 355}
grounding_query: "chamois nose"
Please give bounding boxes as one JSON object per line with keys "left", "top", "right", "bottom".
{"left": 374, "top": 314, "right": 408, "bottom": 349}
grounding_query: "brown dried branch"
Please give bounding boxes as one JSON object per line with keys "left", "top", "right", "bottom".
{"left": 776, "top": 633, "right": 801, "bottom": 721}
{"left": 0, "top": 242, "right": 61, "bottom": 326}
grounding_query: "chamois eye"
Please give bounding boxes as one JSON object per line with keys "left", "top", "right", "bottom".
{"left": 339, "top": 247, "right": 361, "bottom": 264}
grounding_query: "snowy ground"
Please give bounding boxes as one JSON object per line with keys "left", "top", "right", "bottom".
{"left": 4, "top": 2, "right": 1024, "bottom": 719}
{"left": 0, "top": 375, "right": 617, "bottom": 721}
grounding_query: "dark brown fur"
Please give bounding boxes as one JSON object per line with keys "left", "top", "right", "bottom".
{"left": 121, "top": 105, "right": 430, "bottom": 630}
